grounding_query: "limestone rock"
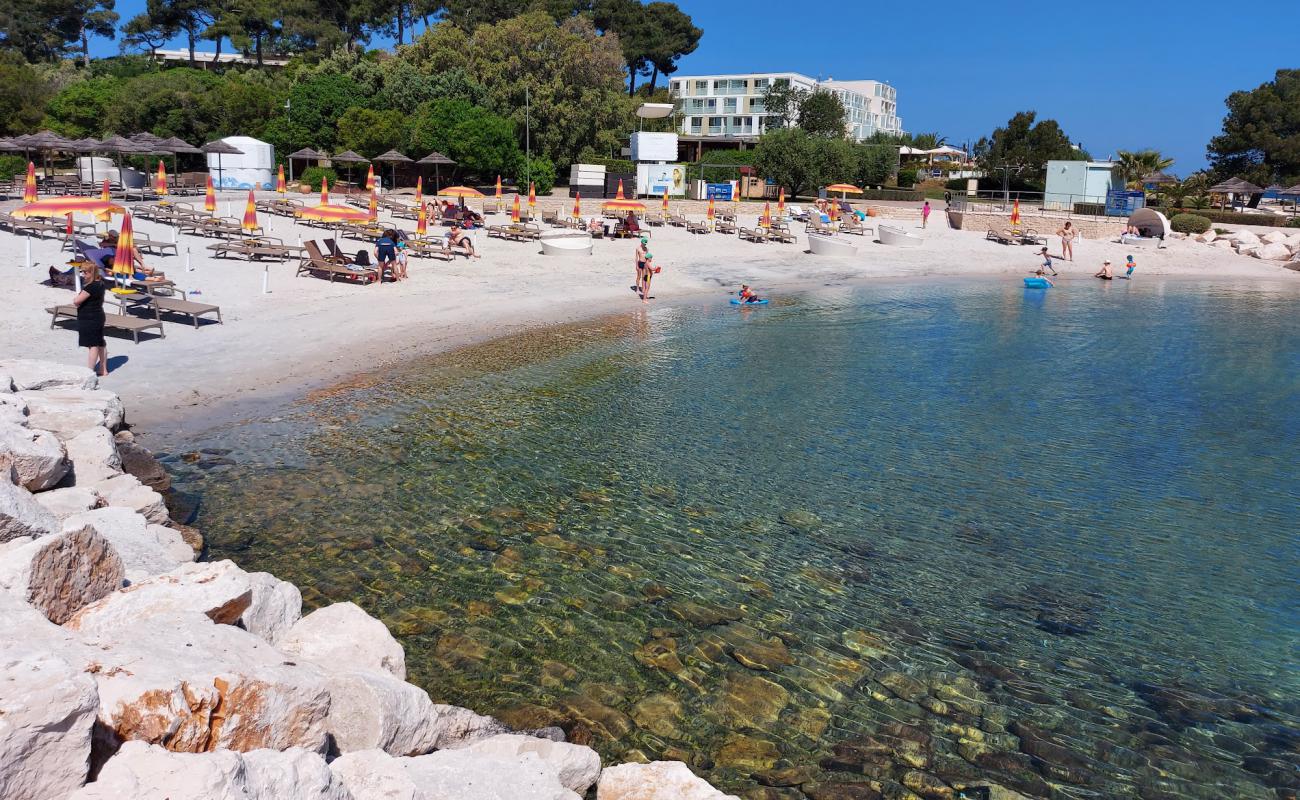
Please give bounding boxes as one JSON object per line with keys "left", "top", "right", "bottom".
{"left": 1229, "top": 230, "right": 1260, "bottom": 246}
{"left": 92, "top": 473, "right": 169, "bottom": 524}
{"left": 1211, "top": 239, "right": 1234, "bottom": 250}
{"left": 1285, "top": 233, "right": 1300, "bottom": 251}
{"left": 68, "top": 741, "right": 350, "bottom": 800}
{"left": 324, "top": 670, "right": 440, "bottom": 756}
{"left": 1195, "top": 230, "right": 1216, "bottom": 243}
{"left": 0, "top": 369, "right": 12, "bottom": 392}
{"left": 62, "top": 426, "right": 122, "bottom": 485}
{"left": 1236, "top": 244, "right": 1259, "bottom": 257}
{"left": 0, "top": 648, "right": 99, "bottom": 800}
{"left": 464, "top": 734, "right": 601, "bottom": 795}
{"left": 279, "top": 602, "right": 406, "bottom": 680}
{"left": 427, "top": 704, "right": 513, "bottom": 749}
{"left": 33, "top": 486, "right": 103, "bottom": 519}
{"left": 597, "top": 761, "right": 741, "bottom": 800}
{"left": 66, "top": 560, "right": 253, "bottom": 634}
{"left": 1, "top": 480, "right": 59, "bottom": 543}
{"left": 1254, "top": 242, "right": 1292, "bottom": 260}
{"left": 63, "top": 507, "right": 194, "bottom": 582}
{"left": 114, "top": 433, "right": 171, "bottom": 492}
{"left": 1260, "top": 230, "right": 1288, "bottom": 245}
{"left": 0, "top": 359, "right": 97, "bottom": 392}
{"left": 240, "top": 571, "right": 302, "bottom": 645}
{"left": 0, "top": 423, "right": 69, "bottom": 491}
{"left": 19, "top": 387, "right": 124, "bottom": 434}
{"left": 80, "top": 610, "right": 333, "bottom": 753}
{"left": 1285, "top": 260, "right": 1300, "bottom": 272}
{"left": 0, "top": 393, "right": 26, "bottom": 426}
{"left": 331, "top": 746, "right": 580, "bottom": 800}
{"left": 0, "top": 525, "right": 124, "bottom": 624}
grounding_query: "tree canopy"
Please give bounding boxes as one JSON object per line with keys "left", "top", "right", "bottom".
{"left": 1207, "top": 69, "right": 1300, "bottom": 185}
{"left": 975, "top": 111, "right": 1081, "bottom": 188}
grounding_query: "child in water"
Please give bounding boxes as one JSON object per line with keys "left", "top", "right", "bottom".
{"left": 738, "top": 284, "right": 763, "bottom": 303}
{"left": 1123, "top": 255, "right": 1136, "bottom": 279}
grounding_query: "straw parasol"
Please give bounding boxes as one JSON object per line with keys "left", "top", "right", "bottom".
{"left": 417, "top": 150, "right": 454, "bottom": 194}
{"left": 287, "top": 147, "right": 325, "bottom": 182}
{"left": 0, "top": 137, "right": 19, "bottom": 152}
{"left": 329, "top": 149, "right": 368, "bottom": 187}
{"left": 157, "top": 136, "right": 202, "bottom": 175}
{"left": 1142, "top": 171, "right": 1177, "bottom": 186}
{"left": 373, "top": 149, "right": 413, "bottom": 189}
{"left": 202, "top": 139, "right": 244, "bottom": 189}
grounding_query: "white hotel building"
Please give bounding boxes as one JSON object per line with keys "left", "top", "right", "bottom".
{"left": 668, "top": 72, "right": 902, "bottom": 141}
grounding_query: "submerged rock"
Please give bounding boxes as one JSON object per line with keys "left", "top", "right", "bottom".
{"left": 712, "top": 672, "right": 790, "bottom": 727}
{"left": 332, "top": 745, "right": 581, "bottom": 800}
{"left": 669, "top": 600, "right": 745, "bottom": 627}
{"left": 778, "top": 510, "right": 821, "bottom": 530}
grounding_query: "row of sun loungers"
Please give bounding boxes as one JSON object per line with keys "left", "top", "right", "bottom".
{"left": 46, "top": 287, "right": 222, "bottom": 343}
{"left": 986, "top": 228, "right": 1047, "bottom": 246}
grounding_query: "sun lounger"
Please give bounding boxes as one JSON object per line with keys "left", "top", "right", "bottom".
{"left": 208, "top": 238, "right": 299, "bottom": 261}
{"left": 47, "top": 304, "right": 165, "bottom": 344}
{"left": 643, "top": 212, "right": 666, "bottom": 227}
{"left": 487, "top": 223, "right": 541, "bottom": 242}
{"left": 147, "top": 296, "right": 222, "bottom": 328}
{"left": 0, "top": 213, "right": 62, "bottom": 238}
{"left": 715, "top": 219, "right": 737, "bottom": 234}
{"left": 298, "top": 241, "right": 379, "bottom": 284}
{"left": 805, "top": 217, "right": 836, "bottom": 235}
{"left": 405, "top": 238, "right": 455, "bottom": 261}
{"left": 986, "top": 228, "right": 1015, "bottom": 245}
{"left": 739, "top": 227, "right": 769, "bottom": 243}
{"left": 134, "top": 237, "right": 179, "bottom": 257}
{"left": 767, "top": 223, "right": 797, "bottom": 243}
{"left": 1018, "top": 229, "right": 1048, "bottom": 246}
{"left": 839, "top": 217, "right": 869, "bottom": 236}
{"left": 686, "top": 220, "right": 710, "bottom": 234}
{"left": 667, "top": 213, "right": 689, "bottom": 227}
{"left": 323, "top": 239, "right": 353, "bottom": 264}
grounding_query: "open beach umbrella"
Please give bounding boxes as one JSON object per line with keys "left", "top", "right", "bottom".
{"left": 603, "top": 197, "right": 646, "bottom": 212}
{"left": 760, "top": 201, "right": 772, "bottom": 228}
{"left": 241, "top": 190, "right": 258, "bottom": 232}
{"left": 205, "top": 175, "right": 216, "bottom": 213}
{"left": 825, "top": 184, "right": 862, "bottom": 204}
{"left": 1010, "top": 199, "right": 1021, "bottom": 229}
{"left": 416, "top": 203, "right": 427, "bottom": 237}
{"left": 156, "top": 160, "right": 168, "bottom": 197}
{"left": 296, "top": 204, "right": 371, "bottom": 223}
{"left": 374, "top": 149, "right": 413, "bottom": 190}
{"left": 23, "top": 162, "right": 37, "bottom": 203}
{"left": 111, "top": 213, "right": 135, "bottom": 293}
{"left": 276, "top": 165, "right": 286, "bottom": 194}
{"left": 511, "top": 194, "right": 521, "bottom": 222}
{"left": 364, "top": 164, "right": 375, "bottom": 191}
{"left": 320, "top": 177, "right": 330, "bottom": 206}
{"left": 438, "top": 186, "right": 484, "bottom": 198}
{"left": 368, "top": 190, "right": 378, "bottom": 222}
{"left": 573, "top": 192, "right": 581, "bottom": 220}
{"left": 14, "top": 197, "right": 124, "bottom": 221}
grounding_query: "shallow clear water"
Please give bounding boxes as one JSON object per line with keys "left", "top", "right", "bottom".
{"left": 176, "top": 278, "right": 1300, "bottom": 799}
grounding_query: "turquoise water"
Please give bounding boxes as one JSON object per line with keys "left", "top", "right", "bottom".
{"left": 174, "top": 279, "right": 1299, "bottom": 799}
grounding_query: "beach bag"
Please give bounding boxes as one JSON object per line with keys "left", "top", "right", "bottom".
{"left": 354, "top": 250, "right": 371, "bottom": 267}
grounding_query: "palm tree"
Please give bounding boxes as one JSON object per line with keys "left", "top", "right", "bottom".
{"left": 908, "top": 132, "right": 948, "bottom": 150}
{"left": 1115, "top": 149, "right": 1176, "bottom": 189}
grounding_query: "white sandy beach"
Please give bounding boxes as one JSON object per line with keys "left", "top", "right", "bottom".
{"left": 1, "top": 192, "right": 1295, "bottom": 442}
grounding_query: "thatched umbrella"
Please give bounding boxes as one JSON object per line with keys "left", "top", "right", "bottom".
{"left": 330, "top": 150, "right": 368, "bottom": 188}
{"left": 287, "top": 147, "right": 325, "bottom": 182}
{"left": 417, "top": 150, "right": 455, "bottom": 194}
{"left": 18, "top": 131, "right": 74, "bottom": 178}
{"left": 202, "top": 139, "right": 245, "bottom": 189}
{"left": 1209, "top": 177, "right": 1263, "bottom": 210}
{"left": 1142, "top": 171, "right": 1176, "bottom": 185}
{"left": 0, "top": 137, "right": 18, "bottom": 151}
{"left": 157, "top": 136, "right": 202, "bottom": 177}
{"left": 373, "top": 149, "right": 413, "bottom": 189}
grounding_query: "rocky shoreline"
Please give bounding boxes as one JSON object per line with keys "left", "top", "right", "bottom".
{"left": 0, "top": 358, "right": 739, "bottom": 800}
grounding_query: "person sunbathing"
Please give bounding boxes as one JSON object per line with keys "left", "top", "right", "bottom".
{"left": 447, "top": 224, "right": 480, "bottom": 259}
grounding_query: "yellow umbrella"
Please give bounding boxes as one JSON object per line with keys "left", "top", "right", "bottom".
{"left": 603, "top": 198, "right": 646, "bottom": 212}
{"left": 495, "top": 175, "right": 502, "bottom": 198}
{"left": 296, "top": 204, "right": 371, "bottom": 223}
{"left": 528, "top": 181, "right": 536, "bottom": 211}
{"left": 416, "top": 202, "right": 427, "bottom": 236}
{"left": 511, "top": 194, "right": 521, "bottom": 223}
{"left": 205, "top": 175, "right": 216, "bottom": 213}
{"left": 760, "top": 201, "right": 772, "bottom": 228}
{"left": 100, "top": 180, "right": 110, "bottom": 202}
{"left": 110, "top": 213, "right": 136, "bottom": 293}
{"left": 320, "top": 177, "right": 330, "bottom": 205}
{"left": 572, "top": 192, "right": 582, "bottom": 220}
{"left": 825, "top": 183, "right": 863, "bottom": 195}
{"left": 706, "top": 197, "right": 715, "bottom": 220}
{"left": 156, "top": 161, "right": 168, "bottom": 197}
{"left": 14, "top": 197, "right": 124, "bottom": 221}
{"left": 241, "top": 190, "right": 258, "bottom": 231}
{"left": 275, "top": 165, "right": 286, "bottom": 194}
{"left": 777, "top": 187, "right": 785, "bottom": 216}
{"left": 368, "top": 190, "right": 378, "bottom": 222}
{"left": 364, "top": 164, "right": 375, "bottom": 191}
{"left": 439, "top": 186, "right": 484, "bottom": 198}
{"left": 23, "top": 162, "right": 36, "bottom": 203}
{"left": 1010, "top": 199, "right": 1021, "bottom": 229}
{"left": 415, "top": 176, "right": 423, "bottom": 206}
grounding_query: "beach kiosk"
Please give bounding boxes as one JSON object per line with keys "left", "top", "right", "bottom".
{"left": 207, "top": 136, "right": 275, "bottom": 189}
{"left": 632, "top": 103, "right": 685, "bottom": 199}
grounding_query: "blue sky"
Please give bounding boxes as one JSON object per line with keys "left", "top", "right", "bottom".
{"left": 93, "top": 0, "right": 1298, "bottom": 172}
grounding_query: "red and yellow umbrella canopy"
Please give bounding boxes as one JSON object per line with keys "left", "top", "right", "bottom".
{"left": 706, "top": 197, "right": 715, "bottom": 220}
{"left": 495, "top": 175, "right": 502, "bottom": 198}
{"left": 415, "top": 177, "right": 423, "bottom": 206}
{"left": 205, "top": 175, "right": 216, "bottom": 213}
{"left": 23, "top": 162, "right": 36, "bottom": 204}
{"left": 603, "top": 198, "right": 645, "bottom": 212}
{"left": 825, "top": 183, "right": 862, "bottom": 196}
{"left": 511, "top": 193, "right": 521, "bottom": 223}
{"left": 439, "top": 186, "right": 484, "bottom": 198}
{"left": 829, "top": 201, "right": 839, "bottom": 222}
{"left": 760, "top": 201, "right": 772, "bottom": 227}
{"left": 1010, "top": 199, "right": 1021, "bottom": 228}
{"left": 100, "top": 180, "right": 110, "bottom": 202}
{"left": 111, "top": 213, "right": 135, "bottom": 287}
{"left": 364, "top": 164, "right": 374, "bottom": 191}
{"left": 416, "top": 203, "right": 427, "bottom": 236}
{"left": 572, "top": 192, "right": 581, "bottom": 220}
{"left": 662, "top": 188, "right": 669, "bottom": 212}
{"left": 615, "top": 179, "right": 626, "bottom": 200}
{"left": 778, "top": 187, "right": 785, "bottom": 215}
{"left": 241, "top": 190, "right": 258, "bottom": 231}
{"left": 156, "top": 161, "right": 168, "bottom": 196}
{"left": 275, "top": 165, "right": 286, "bottom": 194}
{"left": 320, "top": 177, "right": 330, "bottom": 206}
{"left": 296, "top": 204, "right": 371, "bottom": 223}
{"left": 14, "top": 197, "right": 124, "bottom": 221}
{"left": 367, "top": 190, "right": 378, "bottom": 222}
{"left": 528, "top": 181, "right": 536, "bottom": 210}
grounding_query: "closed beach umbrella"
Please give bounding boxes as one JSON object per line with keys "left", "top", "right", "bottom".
{"left": 100, "top": 180, "right": 110, "bottom": 202}
{"left": 111, "top": 213, "right": 135, "bottom": 292}
{"left": 707, "top": 197, "right": 715, "bottom": 221}
{"left": 320, "top": 177, "right": 330, "bottom": 206}
{"left": 417, "top": 202, "right": 427, "bottom": 237}
{"left": 241, "top": 190, "right": 258, "bottom": 232}
{"left": 276, "top": 165, "right": 286, "bottom": 194}
{"left": 415, "top": 176, "right": 423, "bottom": 206}
{"left": 615, "top": 179, "right": 626, "bottom": 200}
{"left": 528, "top": 181, "right": 536, "bottom": 213}
{"left": 761, "top": 201, "right": 772, "bottom": 227}
{"left": 829, "top": 201, "right": 839, "bottom": 222}
{"left": 1010, "top": 199, "right": 1021, "bottom": 228}
{"left": 495, "top": 175, "right": 502, "bottom": 199}
{"left": 205, "top": 175, "right": 216, "bottom": 213}
{"left": 296, "top": 204, "right": 371, "bottom": 223}
{"left": 156, "top": 160, "right": 168, "bottom": 197}
{"left": 572, "top": 192, "right": 581, "bottom": 220}
{"left": 368, "top": 190, "right": 378, "bottom": 222}
{"left": 23, "top": 162, "right": 36, "bottom": 203}
{"left": 365, "top": 164, "right": 374, "bottom": 191}
{"left": 778, "top": 188, "right": 785, "bottom": 216}
{"left": 662, "top": 188, "right": 669, "bottom": 214}
{"left": 65, "top": 214, "right": 73, "bottom": 236}
{"left": 512, "top": 194, "right": 521, "bottom": 223}
{"left": 14, "top": 197, "right": 124, "bottom": 221}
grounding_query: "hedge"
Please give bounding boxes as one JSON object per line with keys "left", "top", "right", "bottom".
{"left": 1170, "top": 213, "right": 1212, "bottom": 234}
{"left": 861, "top": 188, "right": 922, "bottom": 202}
{"left": 1165, "top": 208, "right": 1288, "bottom": 227}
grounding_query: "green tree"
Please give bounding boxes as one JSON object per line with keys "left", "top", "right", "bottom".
{"left": 105, "top": 68, "right": 224, "bottom": 141}
{"left": 335, "top": 107, "right": 408, "bottom": 157}
{"left": 0, "top": 56, "right": 54, "bottom": 135}
{"left": 0, "top": 0, "right": 116, "bottom": 61}
{"left": 121, "top": 11, "right": 174, "bottom": 56}
{"left": 907, "top": 131, "right": 947, "bottom": 150}
{"left": 376, "top": 59, "right": 440, "bottom": 109}
{"left": 284, "top": 73, "right": 367, "bottom": 151}
{"left": 855, "top": 141, "right": 897, "bottom": 186}
{"left": 639, "top": 2, "right": 700, "bottom": 93}
{"left": 514, "top": 153, "right": 556, "bottom": 195}
{"left": 1208, "top": 69, "right": 1300, "bottom": 186}
{"left": 407, "top": 98, "right": 522, "bottom": 180}
{"left": 437, "top": 0, "right": 530, "bottom": 29}
{"left": 761, "top": 82, "right": 808, "bottom": 130}
{"left": 77, "top": 0, "right": 119, "bottom": 65}
{"left": 43, "top": 75, "right": 124, "bottom": 137}
{"left": 977, "top": 110, "right": 1079, "bottom": 188}
{"left": 753, "top": 128, "right": 818, "bottom": 198}
{"left": 798, "top": 89, "right": 847, "bottom": 138}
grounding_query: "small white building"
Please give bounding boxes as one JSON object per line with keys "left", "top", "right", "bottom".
{"left": 207, "top": 136, "right": 275, "bottom": 190}
{"left": 1044, "top": 161, "right": 1123, "bottom": 211}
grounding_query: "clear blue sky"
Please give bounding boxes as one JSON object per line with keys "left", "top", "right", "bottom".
{"left": 93, "top": 0, "right": 1298, "bottom": 172}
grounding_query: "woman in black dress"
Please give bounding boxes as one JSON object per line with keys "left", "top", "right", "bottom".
{"left": 72, "top": 261, "right": 108, "bottom": 376}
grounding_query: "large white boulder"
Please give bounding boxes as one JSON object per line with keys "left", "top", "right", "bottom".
{"left": 0, "top": 359, "right": 97, "bottom": 392}
{"left": 68, "top": 741, "right": 351, "bottom": 800}
{"left": 19, "top": 388, "right": 124, "bottom": 438}
{"left": 331, "top": 747, "right": 580, "bottom": 800}
{"left": 324, "top": 671, "right": 440, "bottom": 756}
{"left": 91, "top": 473, "right": 169, "bottom": 524}
{"left": 1285, "top": 233, "right": 1300, "bottom": 251}
{"left": 62, "top": 426, "right": 122, "bottom": 485}
{"left": 33, "top": 486, "right": 103, "bottom": 519}
{"left": 66, "top": 560, "right": 253, "bottom": 634}
{"left": 1260, "top": 230, "right": 1288, "bottom": 245}
{"left": 0, "top": 393, "right": 26, "bottom": 427}
{"left": 1229, "top": 230, "right": 1260, "bottom": 246}
{"left": 597, "top": 761, "right": 741, "bottom": 800}
{"left": 1, "top": 480, "right": 59, "bottom": 543}
{"left": 78, "top": 610, "right": 333, "bottom": 753}
{"left": 1254, "top": 241, "right": 1292, "bottom": 260}
{"left": 1194, "top": 229, "right": 1217, "bottom": 243}
{"left": 0, "top": 423, "right": 69, "bottom": 491}
{"left": 0, "top": 647, "right": 99, "bottom": 800}
{"left": 63, "top": 507, "right": 194, "bottom": 582}
{"left": 464, "top": 734, "right": 601, "bottom": 795}
{"left": 240, "top": 571, "right": 302, "bottom": 646}
{"left": 0, "top": 524, "right": 124, "bottom": 623}
{"left": 279, "top": 602, "right": 405, "bottom": 680}
{"left": 426, "top": 704, "right": 512, "bottom": 749}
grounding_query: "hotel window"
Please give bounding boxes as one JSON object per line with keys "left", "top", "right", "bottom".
{"left": 708, "top": 116, "right": 724, "bottom": 132}
{"left": 723, "top": 98, "right": 737, "bottom": 113}
{"left": 754, "top": 78, "right": 769, "bottom": 91}
{"left": 690, "top": 117, "right": 702, "bottom": 131}
{"left": 695, "top": 80, "right": 708, "bottom": 94}
{"left": 671, "top": 81, "right": 681, "bottom": 96}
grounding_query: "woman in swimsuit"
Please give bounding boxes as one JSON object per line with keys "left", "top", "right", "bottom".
{"left": 1056, "top": 221, "right": 1075, "bottom": 261}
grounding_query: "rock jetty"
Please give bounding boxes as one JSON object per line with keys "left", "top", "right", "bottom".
{"left": 0, "top": 358, "right": 739, "bottom": 800}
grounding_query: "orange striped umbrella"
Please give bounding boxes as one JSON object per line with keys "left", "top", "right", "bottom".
{"left": 1010, "top": 199, "right": 1021, "bottom": 228}
{"left": 825, "top": 183, "right": 862, "bottom": 196}
{"left": 495, "top": 175, "right": 502, "bottom": 198}
{"left": 511, "top": 194, "right": 521, "bottom": 223}
{"left": 275, "top": 164, "right": 286, "bottom": 194}
{"left": 778, "top": 187, "right": 785, "bottom": 215}
{"left": 100, "top": 180, "right": 110, "bottom": 202}
{"left": 364, "top": 164, "right": 374, "bottom": 191}
{"left": 417, "top": 202, "right": 427, "bottom": 236}
{"left": 760, "top": 201, "right": 772, "bottom": 227}
{"left": 156, "top": 161, "right": 168, "bottom": 196}
{"left": 706, "top": 197, "right": 715, "bottom": 220}
{"left": 14, "top": 197, "right": 124, "bottom": 220}
{"left": 367, "top": 190, "right": 378, "bottom": 222}
{"left": 320, "top": 177, "right": 329, "bottom": 205}
{"left": 111, "top": 213, "right": 135, "bottom": 290}
{"left": 603, "top": 198, "right": 645, "bottom": 212}
{"left": 296, "top": 204, "right": 370, "bottom": 223}
{"left": 572, "top": 192, "right": 581, "bottom": 220}
{"left": 528, "top": 181, "right": 536, "bottom": 211}
{"left": 415, "top": 176, "right": 423, "bottom": 206}
{"left": 241, "top": 190, "right": 258, "bottom": 231}
{"left": 438, "top": 186, "right": 484, "bottom": 198}
{"left": 615, "top": 179, "right": 626, "bottom": 200}
{"left": 23, "top": 162, "right": 36, "bottom": 203}
{"left": 205, "top": 175, "right": 216, "bottom": 213}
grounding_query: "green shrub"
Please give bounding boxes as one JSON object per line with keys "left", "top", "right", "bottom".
{"left": 944, "top": 177, "right": 969, "bottom": 190}
{"left": 575, "top": 155, "right": 635, "bottom": 175}
{"left": 1287, "top": 217, "right": 1300, "bottom": 228}
{"left": 299, "top": 166, "right": 339, "bottom": 190}
{"left": 896, "top": 168, "right": 919, "bottom": 188}
{"left": 1170, "top": 213, "right": 1212, "bottom": 234}
{"left": 514, "top": 154, "right": 556, "bottom": 195}
{"left": 1167, "top": 208, "right": 1285, "bottom": 226}
{"left": 0, "top": 154, "right": 26, "bottom": 181}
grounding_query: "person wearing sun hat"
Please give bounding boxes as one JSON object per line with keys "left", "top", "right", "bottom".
{"left": 640, "top": 248, "right": 661, "bottom": 303}
{"left": 1094, "top": 259, "right": 1114, "bottom": 280}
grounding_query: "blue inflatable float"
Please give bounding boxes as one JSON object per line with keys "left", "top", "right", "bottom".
{"left": 1023, "top": 277, "right": 1052, "bottom": 289}
{"left": 730, "top": 298, "right": 769, "bottom": 306}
